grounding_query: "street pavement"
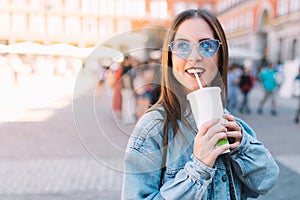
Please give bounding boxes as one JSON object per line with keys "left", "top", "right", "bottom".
{"left": 0, "top": 73, "right": 299, "bottom": 200}
{"left": 233, "top": 85, "right": 300, "bottom": 200}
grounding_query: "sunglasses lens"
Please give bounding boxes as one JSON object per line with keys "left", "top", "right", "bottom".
{"left": 170, "top": 40, "right": 191, "bottom": 58}
{"left": 198, "top": 40, "right": 220, "bottom": 57}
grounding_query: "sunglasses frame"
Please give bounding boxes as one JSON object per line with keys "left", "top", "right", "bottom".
{"left": 169, "top": 39, "right": 222, "bottom": 58}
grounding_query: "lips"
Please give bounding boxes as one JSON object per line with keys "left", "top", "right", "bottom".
{"left": 185, "top": 67, "right": 205, "bottom": 77}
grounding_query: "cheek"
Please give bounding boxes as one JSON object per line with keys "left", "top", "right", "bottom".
{"left": 205, "top": 68, "right": 218, "bottom": 82}
{"left": 202, "top": 58, "right": 219, "bottom": 84}
{"left": 172, "top": 56, "right": 189, "bottom": 87}
{"left": 172, "top": 55, "right": 185, "bottom": 73}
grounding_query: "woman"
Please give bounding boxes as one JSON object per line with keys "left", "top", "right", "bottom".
{"left": 122, "top": 9, "right": 279, "bottom": 199}
{"left": 294, "top": 66, "right": 300, "bottom": 124}
{"left": 257, "top": 62, "right": 278, "bottom": 116}
{"left": 227, "top": 64, "right": 241, "bottom": 114}
{"left": 239, "top": 66, "right": 254, "bottom": 114}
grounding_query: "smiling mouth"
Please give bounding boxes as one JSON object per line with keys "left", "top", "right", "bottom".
{"left": 185, "top": 68, "right": 205, "bottom": 77}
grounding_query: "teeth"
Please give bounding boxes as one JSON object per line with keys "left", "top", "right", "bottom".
{"left": 186, "top": 68, "right": 204, "bottom": 74}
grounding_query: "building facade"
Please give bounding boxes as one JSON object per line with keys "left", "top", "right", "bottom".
{"left": 215, "top": 0, "right": 300, "bottom": 64}
{"left": 1, "top": 0, "right": 298, "bottom": 63}
{"left": 0, "top": 0, "right": 213, "bottom": 48}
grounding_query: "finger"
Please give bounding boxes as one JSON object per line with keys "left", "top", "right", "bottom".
{"left": 198, "top": 118, "right": 221, "bottom": 136}
{"left": 205, "top": 123, "right": 227, "bottom": 140}
{"left": 215, "top": 143, "right": 230, "bottom": 155}
{"left": 224, "top": 121, "right": 236, "bottom": 130}
{"left": 226, "top": 130, "right": 242, "bottom": 138}
{"left": 224, "top": 121, "right": 241, "bottom": 131}
{"left": 210, "top": 132, "right": 230, "bottom": 154}
{"left": 199, "top": 132, "right": 228, "bottom": 158}
{"left": 210, "top": 132, "right": 227, "bottom": 147}
{"left": 229, "top": 141, "right": 240, "bottom": 149}
{"left": 223, "top": 114, "right": 234, "bottom": 121}
{"left": 227, "top": 131, "right": 242, "bottom": 144}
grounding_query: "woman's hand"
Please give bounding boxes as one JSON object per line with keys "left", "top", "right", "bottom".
{"left": 193, "top": 119, "right": 230, "bottom": 167}
{"left": 223, "top": 114, "right": 243, "bottom": 149}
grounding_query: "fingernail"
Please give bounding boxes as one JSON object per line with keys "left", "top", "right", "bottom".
{"left": 222, "top": 118, "right": 228, "bottom": 125}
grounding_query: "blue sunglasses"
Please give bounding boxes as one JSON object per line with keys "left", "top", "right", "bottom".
{"left": 169, "top": 39, "right": 222, "bottom": 58}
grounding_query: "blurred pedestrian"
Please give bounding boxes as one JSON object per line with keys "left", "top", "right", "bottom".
{"left": 122, "top": 8, "right": 279, "bottom": 200}
{"left": 121, "top": 56, "right": 136, "bottom": 124}
{"left": 148, "top": 59, "right": 162, "bottom": 106}
{"left": 257, "top": 62, "right": 278, "bottom": 116}
{"left": 226, "top": 64, "right": 241, "bottom": 114}
{"left": 294, "top": 66, "right": 300, "bottom": 124}
{"left": 134, "top": 65, "right": 155, "bottom": 120}
{"left": 238, "top": 67, "right": 254, "bottom": 114}
{"left": 96, "top": 68, "right": 105, "bottom": 97}
{"left": 110, "top": 62, "right": 123, "bottom": 119}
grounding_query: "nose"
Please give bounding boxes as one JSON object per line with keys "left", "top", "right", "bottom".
{"left": 188, "top": 44, "right": 203, "bottom": 61}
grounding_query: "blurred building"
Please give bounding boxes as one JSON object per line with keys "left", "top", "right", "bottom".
{"left": 215, "top": 0, "right": 300, "bottom": 64}
{"left": 1, "top": 0, "right": 298, "bottom": 64}
{"left": 0, "top": 0, "right": 214, "bottom": 48}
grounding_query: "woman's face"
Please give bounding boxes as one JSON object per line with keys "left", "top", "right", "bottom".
{"left": 171, "top": 18, "right": 219, "bottom": 93}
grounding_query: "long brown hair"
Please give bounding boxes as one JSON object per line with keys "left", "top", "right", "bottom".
{"left": 153, "top": 9, "right": 229, "bottom": 135}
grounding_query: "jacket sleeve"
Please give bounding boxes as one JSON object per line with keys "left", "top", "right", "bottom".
{"left": 121, "top": 111, "right": 216, "bottom": 200}
{"left": 229, "top": 117, "right": 279, "bottom": 198}
{"left": 122, "top": 147, "right": 216, "bottom": 200}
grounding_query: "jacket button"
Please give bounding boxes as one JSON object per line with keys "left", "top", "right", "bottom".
{"left": 199, "top": 171, "right": 211, "bottom": 180}
{"left": 203, "top": 172, "right": 211, "bottom": 180}
{"left": 222, "top": 175, "right": 227, "bottom": 182}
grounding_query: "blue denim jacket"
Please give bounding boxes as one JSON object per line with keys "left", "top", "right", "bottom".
{"left": 122, "top": 105, "right": 279, "bottom": 200}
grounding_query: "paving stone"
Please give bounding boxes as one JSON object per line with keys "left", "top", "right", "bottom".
{"left": 0, "top": 158, "right": 122, "bottom": 195}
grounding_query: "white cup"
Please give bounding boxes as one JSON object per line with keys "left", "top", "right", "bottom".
{"left": 187, "top": 87, "right": 229, "bottom": 153}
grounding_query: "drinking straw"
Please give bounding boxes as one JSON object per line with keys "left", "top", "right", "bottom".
{"left": 187, "top": 68, "right": 203, "bottom": 89}
{"left": 194, "top": 72, "right": 203, "bottom": 89}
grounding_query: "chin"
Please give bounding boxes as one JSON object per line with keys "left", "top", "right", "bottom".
{"left": 184, "top": 84, "right": 200, "bottom": 94}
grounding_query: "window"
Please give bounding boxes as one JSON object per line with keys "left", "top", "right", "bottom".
{"left": 12, "top": 0, "right": 27, "bottom": 10}
{"left": 99, "top": 19, "right": 114, "bottom": 36}
{"left": 12, "top": 13, "right": 27, "bottom": 33}
{"left": 173, "top": 2, "right": 198, "bottom": 16}
{"left": 115, "top": 0, "right": 125, "bottom": 16}
{"left": 150, "top": 0, "right": 167, "bottom": 19}
{"left": 29, "top": 0, "right": 45, "bottom": 11}
{"left": 65, "top": 0, "right": 80, "bottom": 13}
{"left": 48, "top": 15, "right": 63, "bottom": 34}
{"left": 0, "top": 13, "right": 10, "bottom": 33}
{"left": 114, "top": 0, "right": 145, "bottom": 17}
{"left": 29, "top": 14, "right": 45, "bottom": 34}
{"left": 123, "top": 0, "right": 145, "bottom": 17}
{"left": 174, "top": 2, "right": 186, "bottom": 15}
{"left": 246, "top": 12, "right": 253, "bottom": 28}
{"left": 65, "top": 17, "right": 81, "bottom": 35}
{"left": 278, "top": 38, "right": 283, "bottom": 63}
{"left": 134, "top": 0, "right": 146, "bottom": 17}
{"left": 291, "top": 39, "right": 297, "bottom": 60}
{"left": 82, "top": 17, "right": 98, "bottom": 36}
{"left": 290, "top": 0, "right": 300, "bottom": 13}
{"left": 47, "top": 0, "right": 61, "bottom": 11}
{"left": 116, "top": 20, "right": 131, "bottom": 34}
{"left": 277, "top": 0, "right": 289, "bottom": 16}
{"left": 99, "top": 0, "right": 115, "bottom": 15}
{"left": 82, "top": 0, "right": 98, "bottom": 14}
{"left": 0, "top": 0, "right": 10, "bottom": 8}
